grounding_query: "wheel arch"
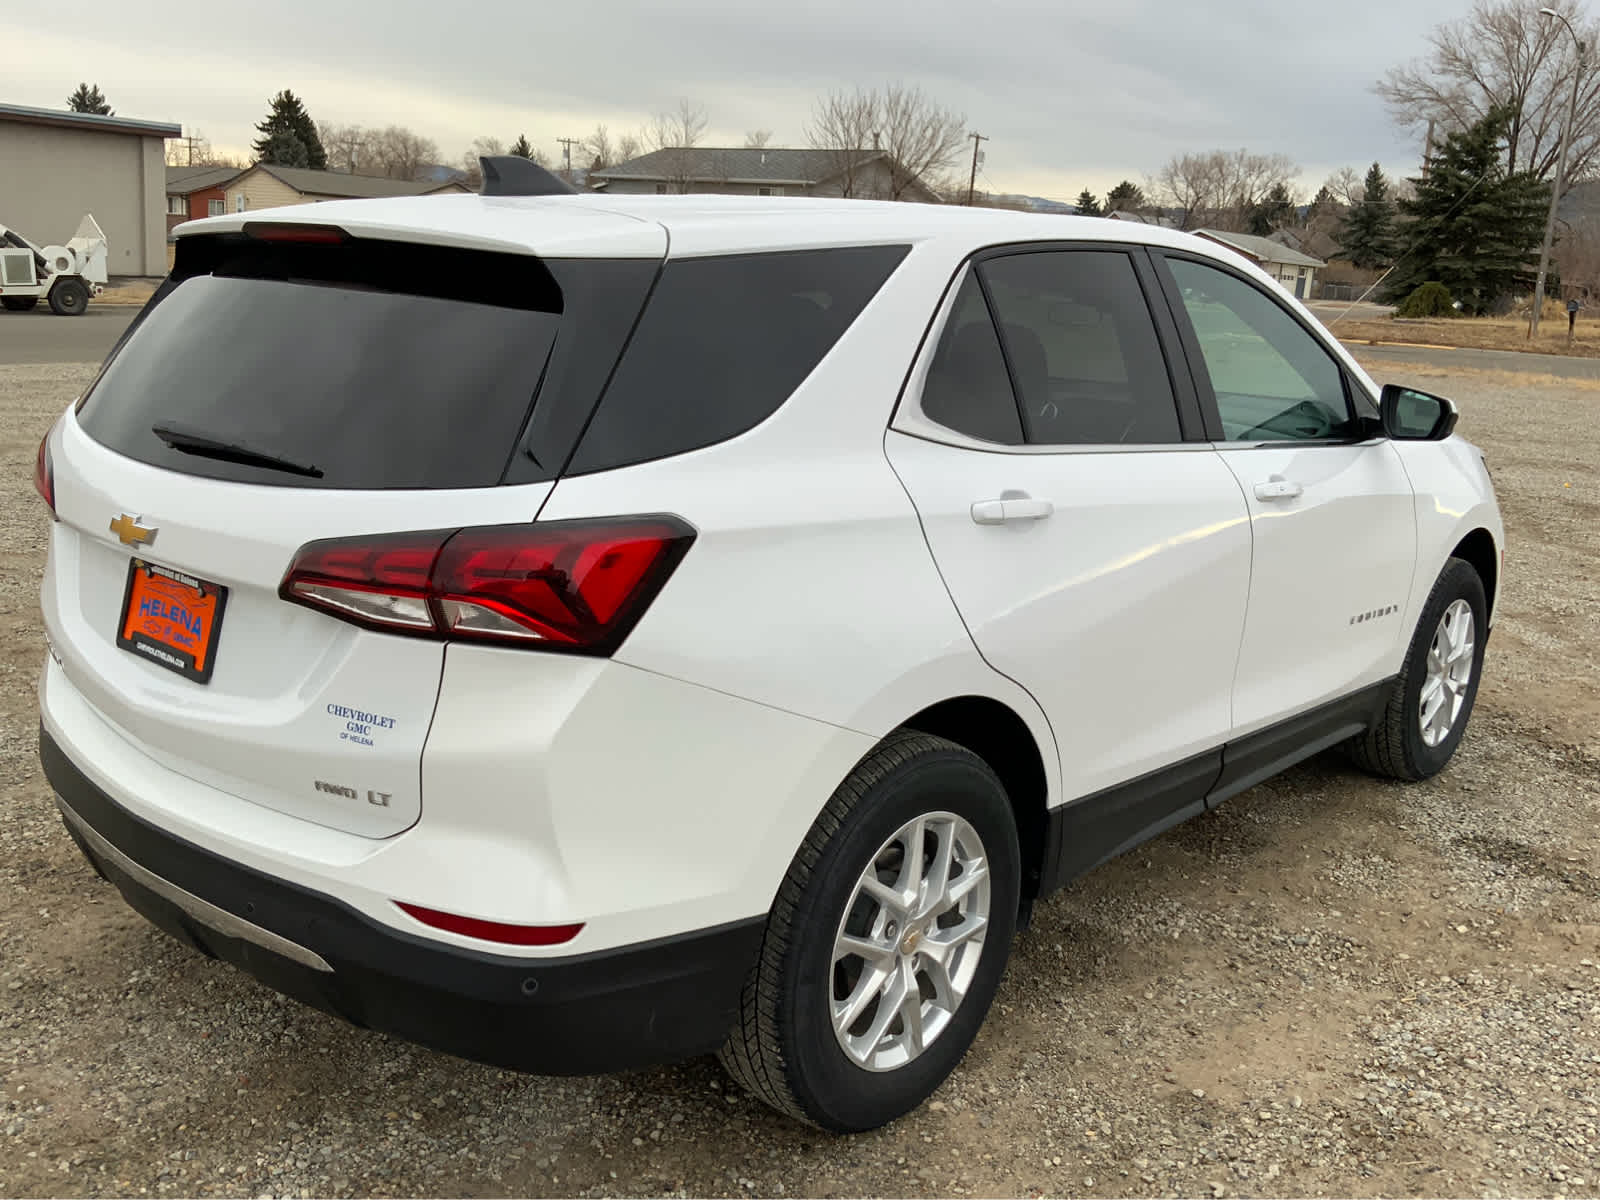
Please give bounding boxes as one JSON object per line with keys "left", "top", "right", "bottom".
{"left": 899, "top": 695, "right": 1052, "bottom": 900}
{"left": 1449, "top": 527, "right": 1499, "bottom": 622}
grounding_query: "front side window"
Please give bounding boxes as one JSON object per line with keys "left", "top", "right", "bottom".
{"left": 1166, "top": 257, "right": 1354, "bottom": 442}
{"left": 977, "top": 250, "right": 1181, "bottom": 445}
{"left": 207, "top": 198, "right": 225, "bottom": 216}
{"left": 167, "top": 195, "right": 186, "bottom": 215}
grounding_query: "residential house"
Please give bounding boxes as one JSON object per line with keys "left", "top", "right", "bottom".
{"left": 165, "top": 165, "right": 243, "bottom": 234}
{"left": 1193, "top": 228, "right": 1325, "bottom": 300}
{"left": 1104, "top": 210, "right": 1176, "bottom": 227}
{"left": 589, "top": 148, "right": 942, "bottom": 202}
{"left": 0, "top": 101, "right": 181, "bottom": 277}
{"left": 220, "top": 163, "right": 471, "bottom": 215}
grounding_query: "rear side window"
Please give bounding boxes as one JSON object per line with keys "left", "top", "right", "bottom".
{"left": 568, "top": 245, "right": 909, "bottom": 475}
{"left": 78, "top": 235, "right": 578, "bottom": 490}
{"left": 920, "top": 273, "right": 1023, "bottom": 445}
{"left": 978, "top": 250, "right": 1181, "bottom": 445}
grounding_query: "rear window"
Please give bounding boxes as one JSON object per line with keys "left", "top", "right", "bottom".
{"left": 568, "top": 245, "right": 910, "bottom": 475}
{"left": 77, "top": 235, "right": 569, "bottom": 490}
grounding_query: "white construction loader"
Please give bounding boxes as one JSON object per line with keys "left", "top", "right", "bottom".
{"left": 0, "top": 214, "right": 109, "bottom": 316}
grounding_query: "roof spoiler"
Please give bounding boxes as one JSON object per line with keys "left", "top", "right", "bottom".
{"left": 479, "top": 156, "right": 577, "bottom": 197}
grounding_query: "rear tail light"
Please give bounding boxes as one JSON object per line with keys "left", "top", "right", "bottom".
{"left": 280, "top": 517, "right": 694, "bottom": 654}
{"left": 34, "top": 431, "right": 54, "bottom": 514}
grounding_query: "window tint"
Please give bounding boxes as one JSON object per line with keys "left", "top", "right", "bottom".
{"left": 1166, "top": 257, "right": 1354, "bottom": 442}
{"left": 919, "top": 273, "right": 1023, "bottom": 445}
{"left": 569, "top": 245, "right": 909, "bottom": 474}
{"left": 78, "top": 236, "right": 570, "bottom": 490}
{"left": 977, "top": 250, "right": 1181, "bottom": 445}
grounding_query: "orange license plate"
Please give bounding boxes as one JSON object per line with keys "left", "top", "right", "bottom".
{"left": 116, "top": 558, "right": 228, "bottom": 684}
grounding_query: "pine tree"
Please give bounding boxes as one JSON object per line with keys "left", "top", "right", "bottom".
{"left": 1306, "top": 185, "right": 1336, "bottom": 223}
{"left": 1247, "top": 182, "right": 1296, "bottom": 235}
{"left": 1105, "top": 180, "right": 1145, "bottom": 212}
{"left": 508, "top": 134, "right": 533, "bottom": 158}
{"left": 1384, "top": 108, "right": 1549, "bottom": 314}
{"left": 1074, "top": 189, "right": 1103, "bottom": 217}
{"left": 252, "top": 91, "right": 327, "bottom": 169}
{"left": 1337, "top": 163, "right": 1398, "bottom": 270}
{"left": 66, "top": 83, "right": 113, "bottom": 115}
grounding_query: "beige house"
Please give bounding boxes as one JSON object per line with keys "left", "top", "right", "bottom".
{"left": 590, "top": 148, "right": 942, "bottom": 202}
{"left": 220, "top": 164, "right": 470, "bottom": 215}
{"left": 1194, "top": 228, "right": 1325, "bottom": 301}
{"left": 0, "top": 102, "right": 181, "bottom": 277}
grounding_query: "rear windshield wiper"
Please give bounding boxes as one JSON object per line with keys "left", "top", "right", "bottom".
{"left": 151, "top": 421, "right": 323, "bottom": 479}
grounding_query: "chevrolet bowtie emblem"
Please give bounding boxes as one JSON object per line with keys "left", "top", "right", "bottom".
{"left": 109, "top": 514, "right": 157, "bottom": 547}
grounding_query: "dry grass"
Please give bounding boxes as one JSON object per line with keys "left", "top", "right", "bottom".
{"left": 96, "top": 279, "right": 158, "bottom": 307}
{"left": 1350, "top": 356, "right": 1600, "bottom": 394}
{"left": 1333, "top": 312, "right": 1600, "bottom": 358}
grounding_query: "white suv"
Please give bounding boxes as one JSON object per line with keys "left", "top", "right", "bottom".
{"left": 36, "top": 163, "right": 1502, "bottom": 1132}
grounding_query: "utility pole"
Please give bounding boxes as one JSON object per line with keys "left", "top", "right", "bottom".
{"left": 1422, "top": 118, "right": 1435, "bottom": 180}
{"left": 966, "top": 132, "right": 988, "bottom": 206}
{"left": 557, "top": 137, "right": 581, "bottom": 181}
{"left": 1530, "top": 7, "right": 1586, "bottom": 341}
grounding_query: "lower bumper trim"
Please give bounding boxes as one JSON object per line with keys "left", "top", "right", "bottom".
{"left": 40, "top": 724, "right": 765, "bottom": 1075}
{"left": 58, "top": 797, "right": 333, "bottom": 972}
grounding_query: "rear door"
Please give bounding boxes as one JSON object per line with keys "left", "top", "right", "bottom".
{"left": 1154, "top": 251, "right": 1417, "bottom": 733}
{"left": 43, "top": 226, "right": 662, "bottom": 837}
{"left": 887, "top": 245, "right": 1252, "bottom": 860}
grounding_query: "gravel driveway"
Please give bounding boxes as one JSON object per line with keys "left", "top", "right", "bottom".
{"left": 2, "top": 356, "right": 1596, "bottom": 1199}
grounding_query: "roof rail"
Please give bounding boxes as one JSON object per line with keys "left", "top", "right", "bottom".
{"left": 479, "top": 156, "right": 577, "bottom": 197}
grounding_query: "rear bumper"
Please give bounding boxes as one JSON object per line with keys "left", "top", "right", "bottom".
{"left": 41, "top": 728, "right": 763, "bottom": 1075}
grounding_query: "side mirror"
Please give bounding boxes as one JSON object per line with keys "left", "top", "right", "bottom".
{"left": 1380, "top": 384, "right": 1459, "bottom": 441}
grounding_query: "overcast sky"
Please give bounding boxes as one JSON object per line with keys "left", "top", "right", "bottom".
{"left": 11, "top": 0, "right": 1466, "bottom": 200}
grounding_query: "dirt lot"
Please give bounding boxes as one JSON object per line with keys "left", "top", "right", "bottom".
{"left": 1, "top": 355, "right": 1597, "bottom": 1199}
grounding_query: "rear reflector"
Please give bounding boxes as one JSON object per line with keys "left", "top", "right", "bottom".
{"left": 280, "top": 517, "right": 694, "bottom": 654}
{"left": 395, "top": 901, "right": 583, "bottom": 947}
{"left": 34, "top": 431, "right": 54, "bottom": 513}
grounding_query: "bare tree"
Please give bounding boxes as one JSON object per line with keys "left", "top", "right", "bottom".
{"left": 878, "top": 85, "right": 967, "bottom": 201}
{"left": 1326, "top": 165, "right": 1366, "bottom": 207}
{"left": 456, "top": 136, "right": 505, "bottom": 187}
{"left": 615, "top": 131, "right": 641, "bottom": 165}
{"left": 806, "top": 88, "right": 879, "bottom": 198}
{"left": 1152, "top": 148, "right": 1298, "bottom": 230}
{"left": 744, "top": 129, "right": 774, "bottom": 148}
{"left": 1377, "top": 0, "right": 1600, "bottom": 186}
{"left": 371, "top": 125, "right": 440, "bottom": 180}
{"left": 583, "top": 124, "right": 617, "bottom": 170}
{"left": 318, "top": 122, "right": 379, "bottom": 175}
{"left": 164, "top": 132, "right": 247, "bottom": 168}
{"left": 643, "top": 98, "right": 709, "bottom": 192}
{"left": 806, "top": 85, "right": 965, "bottom": 201}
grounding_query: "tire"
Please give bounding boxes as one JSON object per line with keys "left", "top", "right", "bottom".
{"left": 1, "top": 296, "right": 39, "bottom": 312}
{"left": 1346, "top": 556, "right": 1488, "bottom": 781}
{"left": 719, "top": 731, "right": 1020, "bottom": 1131}
{"left": 47, "top": 277, "right": 89, "bottom": 316}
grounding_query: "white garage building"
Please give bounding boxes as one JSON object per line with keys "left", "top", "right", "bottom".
{"left": 0, "top": 102, "right": 181, "bottom": 278}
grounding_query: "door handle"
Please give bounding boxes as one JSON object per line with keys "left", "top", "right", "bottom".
{"left": 971, "top": 496, "right": 1054, "bottom": 525}
{"left": 1253, "top": 479, "right": 1303, "bottom": 502}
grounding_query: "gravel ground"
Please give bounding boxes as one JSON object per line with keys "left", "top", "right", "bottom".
{"left": 1, "top": 356, "right": 1597, "bottom": 1199}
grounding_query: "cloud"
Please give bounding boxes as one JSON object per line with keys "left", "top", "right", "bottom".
{"left": 11, "top": 0, "right": 1464, "bottom": 199}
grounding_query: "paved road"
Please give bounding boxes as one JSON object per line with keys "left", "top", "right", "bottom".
{"left": 0, "top": 306, "right": 138, "bottom": 365}
{"left": 1348, "top": 340, "right": 1600, "bottom": 381}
